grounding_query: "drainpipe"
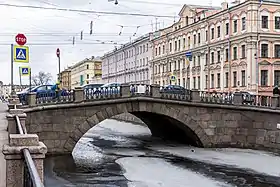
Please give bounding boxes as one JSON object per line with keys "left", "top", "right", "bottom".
{"left": 206, "top": 18, "right": 211, "bottom": 92}
{"left": 228, "top": 8, "right": 232, "bottom": 92}
{"left": 133, "top": 44, "right": 137, "bottom": 83}
{"left": 256, "top": 3, "right": 260, "bottom": 94}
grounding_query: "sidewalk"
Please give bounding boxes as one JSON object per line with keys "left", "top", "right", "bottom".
{"left": 0, "top": 103, "right": 8, "bottom": 187}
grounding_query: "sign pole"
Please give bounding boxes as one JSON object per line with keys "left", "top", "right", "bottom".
{"left": 19, "top": 67, "right": 22, "bottom": 88}
{"left": 10, "top": 44, "right": 14, "bottom": 95}
{"left": 29, "top": 68, "right": 31, "bottom": 93}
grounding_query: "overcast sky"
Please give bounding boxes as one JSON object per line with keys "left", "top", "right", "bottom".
{"left": 0, "top": 0, "right": 225, "bottom": 85}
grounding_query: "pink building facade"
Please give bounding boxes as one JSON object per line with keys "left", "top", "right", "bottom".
{"left": 150, "top": 0, "right": 280, "bottom": 95}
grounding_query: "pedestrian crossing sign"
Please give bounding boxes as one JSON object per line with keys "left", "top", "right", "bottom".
{"left": 14, "top": 45, "right": 29, "bottom": 63}
{"left": 20, "top": 67, "right": 30, "bottom": 76}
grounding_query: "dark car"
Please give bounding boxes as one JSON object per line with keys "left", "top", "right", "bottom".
{"left": 160, "top": 85, "right": 186, "bottom": 94}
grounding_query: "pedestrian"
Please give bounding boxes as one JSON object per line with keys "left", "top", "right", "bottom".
{"left": 51, "top": 81, "right": 61, "bottom": 101}
{"left": 273, "top": 85, "right": 280, "bottom": 95}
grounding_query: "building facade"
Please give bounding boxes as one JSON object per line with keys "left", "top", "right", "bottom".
{"left": 59, "top": 68, "right": 71, "bottom": 90}
{"left": 70, "top": 57, "right": 102, "bottom": 89}
{"left": 102, "top": 34, "right": 152, "bottom": 84}
{"left": 151, "top": 0, "right": 280, "bottom": 95}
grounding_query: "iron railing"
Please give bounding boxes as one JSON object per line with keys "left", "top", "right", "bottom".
{"left": 14, "top": 106, "right": 44, "bottom": 187}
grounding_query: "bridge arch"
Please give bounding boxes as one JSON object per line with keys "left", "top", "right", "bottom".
{"left": 63, "top": 101, "right": 211, "bottom": 153}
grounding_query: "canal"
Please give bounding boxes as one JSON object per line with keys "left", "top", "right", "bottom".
{"left": 44, "top": 119, "right": 280, "bottom": 187}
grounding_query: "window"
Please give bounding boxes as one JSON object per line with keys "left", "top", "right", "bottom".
{"left": 226, "top": 23, "right": 229, "bottom": 35}
{"left": 178, "top": 40, "right": 181, "bottom": 51}
{"left": 225, "top": 72, "right": 229, "bottom": 88}
{"left": 205, "top": 30, "right": 208, "bottom": 41}
{"left": 183, "top": 38, "right": 186, "bottom": 49}
{"left": 198, "top": 33, "right": 201, "bottom": 43}
{"left": 242, "top": 17, "right": 246, "bottom": 30}
{"left": 217, "top": 73, "right": 220, "bottom": 88}
{"left": 261, "top": 44, "right": 268, "bottom": 57}
{"left": 86, "top": 64, "right": 89, "bottom": 69}
{"left": 206, "top": 53, "right": 209, "bottom": 65}
{"left": 241, "top": 70, "right": 246, "bottom": 86}
{"left": 143, "top": 45, "right": 145, "bottom": 52}
{"left": 233, "top": 20, "right": 237, "bottom": 33}
{"left": 275, "top": 70, "right": 280, "bottom": 86}
{"left": 188, "top": 36, "right": 191, "bottom": 47}
{"left": 187, "top": 78, "right": 190, "bottom": 89}
{"left": 217, "top": 26, "right": 221, "bottom": 38}
{"left": 162, "top": 45, "right": 165, "bottom": 54}
{"left": 233, "top": 47, "right": 237, "bottom": 60}
{"left": 211, "top": 52, "right": 214, "bottom": 64}
{"left": 194, "top": 35, "right": 196, "bottom": 45}
{"left": 211, "top": 74, "right": 214, "bottom": 88}
{"left": 261, "top": 70, "right": 268, "bottom": 86}
{"left": 198, "top": 56, "right": 201, "bottom": 66}
{"left": 262, "top": 16, "right": 268, "bottom": 29}
{"left": 225, "top": 49, "right": 229, "bottom": 61}
{"left": 146, "top": 44, "right": 148, "bottom": 52}
{"left": 217, "top": 51, "right": 221, "bottom": 63}
{"left": 158, "top": 47, "right": 161, "bottom": 55}
{"left": 169, "top": 43, "right": 172, "bottom": 52}
{"left": 155, "top": 48, "right": 158, "bottom": 56}
{"left": 241, "top": 45, "right": 246, "bottom": 58}
{"left": 211, "top": 28, "right": 214, "bottom": 39}
{"left": 183, "top": 78, "right": 186, "bottom": 88}
{"left": 169, "top": 62, "right": 171, "bottom": 72}
{"left": 193, "top": 77, "right": 196, "bottom": 89}
{"left": 276, "top": 17, "right": 280, "bottom": 29}
{"left": 275, "top": 45, "right": 280, "bottom": 58}
{"left": 175, "top": 41, "right": 177, "bottom": 51}
{"left": 186, "top": 16, "right": 189, "bottom": 25}
{"left": 198, "top": 76, "right": 200, "bottom": 89}
{"left": 193, "top": 56, "right": 196, "bottom": 67}
{"left": 233, "top": 71, "right": 237, "bottom": 87}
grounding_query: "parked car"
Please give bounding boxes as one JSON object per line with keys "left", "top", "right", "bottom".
{"left": 160, "top": 85, "right": 186, "bottom": 95}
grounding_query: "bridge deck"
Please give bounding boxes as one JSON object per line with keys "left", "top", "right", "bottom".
{"left": 0, "top": 103, "right": 8, "bottom": 187}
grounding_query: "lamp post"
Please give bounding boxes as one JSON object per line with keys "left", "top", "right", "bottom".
{"left": 56, "top": 48, "right": 61, "bottom": 81}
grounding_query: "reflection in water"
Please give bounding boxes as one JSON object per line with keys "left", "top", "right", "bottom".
{"left": 44, "top": 119, "right": 280, "bottom": 187}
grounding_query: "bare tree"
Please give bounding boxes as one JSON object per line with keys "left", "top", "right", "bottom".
{"left": 31, "top": 71, "right": 53, "bottom": 86}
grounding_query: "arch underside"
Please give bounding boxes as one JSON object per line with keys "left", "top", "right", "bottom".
{"left": 63, "top": 102, "right": 211, "bottom": 153}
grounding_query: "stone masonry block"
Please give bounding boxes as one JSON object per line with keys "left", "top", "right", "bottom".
{"left": 87, "top": 114, "right": 100, "bottom": 127}
{"left": 78, "top": 121, "right": 91, "bottom": 134}
{"left": 9, "top": 134, "right": 39, "bottom": 146}
{"left": 63, "top": 138, "right": 77, "bottom": 152}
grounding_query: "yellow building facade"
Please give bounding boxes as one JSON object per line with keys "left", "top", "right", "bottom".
{"left": 59, "top": 68, "right": 71, "bottom": 90}
{"left": 70, "top": 57, "right": 102, "bottom": 89}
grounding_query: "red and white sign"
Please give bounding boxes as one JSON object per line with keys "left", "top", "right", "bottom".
{"left": 56, "top": 48, "right": 60, "bottom": 58}
{"left": 15, "top": 33, "right": 27, "bottom": 46}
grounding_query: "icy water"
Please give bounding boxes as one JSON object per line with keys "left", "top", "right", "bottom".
{"left": 44, "top": 119, "right": 280, "bottom": 187}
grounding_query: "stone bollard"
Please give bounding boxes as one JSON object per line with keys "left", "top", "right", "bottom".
{"left": 121, "top": 84, "right": 131, "bottom": 98}
{"left": 6, "top": 109, "right": 27, "bottom": 134}
{"left": 191, "top": 89, "right": 201, "bottom": 102}
{"left": 233, "top": 92, "right": 243, "bottom": 105}
{"left": 150, "top": 84, "right": 160, "bottom": 98}
{"left": 74, "top": 87, "right": 84, "bottom": 103}
{"left": 2, "top": 134, "right": 47, "bottom": 187}
{"left": 27, "top": 92, "right": 37, "bottom": 107}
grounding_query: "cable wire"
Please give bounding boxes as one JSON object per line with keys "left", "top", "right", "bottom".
{"left": 0, "top": 3, "right": 176, "bottom": 18}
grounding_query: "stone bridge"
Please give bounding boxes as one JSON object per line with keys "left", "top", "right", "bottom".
{"left": 21, "top": 85, "right": 280, "bottom": 155}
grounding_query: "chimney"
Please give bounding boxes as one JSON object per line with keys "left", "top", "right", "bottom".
{"left": 221, "top": 2, "right": 228, "bottom": 10}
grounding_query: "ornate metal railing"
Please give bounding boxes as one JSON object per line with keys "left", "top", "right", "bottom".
{"left": 84, "top": 86, "right": 121, "bottom": 100}
{"left": 20, "top": 84, "right": 278, "bottom": 109}
{"left": 36, "top": 90, "right": 74, "bottom": 104}
{"left": 14, "top": 107, "right": 44, "bottom": 187}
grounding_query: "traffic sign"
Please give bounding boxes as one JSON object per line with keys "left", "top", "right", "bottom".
{"left": 13, "top": 45, "right": 29, "bottom": 63}
{"left": 56, "top": 48, "right": 60, "bottom": 58}
{"left": 15, "top": 33, "right": 27, "bottom": 46}
{"left": 170, "top": 75, "right": 176, "bottom": 82}
{"left": 20, "top": 67, "right": 30, "bottom": 76}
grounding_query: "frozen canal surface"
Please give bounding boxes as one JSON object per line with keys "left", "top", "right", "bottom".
{"left": 44, "top": 119, "right": 280, "bottom": 187}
